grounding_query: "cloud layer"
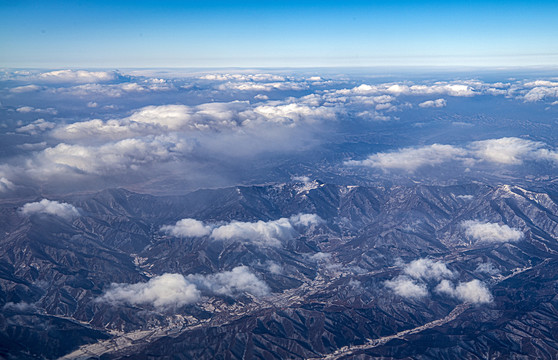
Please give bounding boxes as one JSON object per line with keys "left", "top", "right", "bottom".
{"left": 3, "top": 70, "right": 558, "bottom": 194}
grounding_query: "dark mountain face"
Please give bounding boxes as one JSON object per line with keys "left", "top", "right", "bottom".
{"left": 1, "top": 181, "right": 557, "bottom": 359}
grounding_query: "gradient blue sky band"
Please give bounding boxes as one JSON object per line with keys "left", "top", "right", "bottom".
{"left": 1, "top": 0, "right": 557, "bottom": 68}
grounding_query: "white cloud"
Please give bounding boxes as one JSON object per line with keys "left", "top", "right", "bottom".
{"left": 38, "top": 70, "right": 118, "bottom": 83}
{"left": 309, "top": 252, "right": 332, "bottom": 262}
{"left": 100, "top": 273, "right": 201, "bottom": 309}
{"left": 346, "top": 137, "right": 558, "bottom": 172}
{"left": 385, "top": 276, "right": 428, "bottom": 298}
{"left": 266, "top": 261, "right": 283, "bottom": 274}
{"left": 292, "top": 175, "right": 311, "bottom": 183}
{"left": 250, "top": 103, "right": 336, "bottom": 125}
{"left": 30, "top": 135, "right": 192, "bottom": 177}
{"left": 52, "top": 99, "right": 337, "bottom": 143}
{"left": 51, "top": 82, "right": 150, "bottom": 97}
{"left": 289, "top": 213, "right": 324, "bottom": 227}
{"left": 403, "top": 258, "right": 455, "bottom": 281}
{"left": 470, "top": 137, "right": 558, "bottom": 165}
{"left": 16, "top": 106, "right": 57, "bottom": 115}
{"left": 387, "top": 258, "right": 492, "bottom": 303}
{"left": 418, "top": 98, "right": 447, "bottom": 108}
{"left": 254, "top": 94, "right": 269, "bottom": 100}
{"left": 187, "top": 266, "right": 270, "bottom": 297}
{"left": 475, "top": 263, "right": 500, "bottom": 275}
{"left": 99, "top": 266, "right": 268, "bottom": 309}
{"left": 218, "top": 81, "right": 308, "bottom": 92}
{"left": 2, "top": 301, "right": 36, "bottom": 312}
{"left": 0, "top": 177, "right": 15, "bottom": 193}
{"left": 16, "top": 119, "right": 55, "bottom": 135}
{"left": 10, "top": 85, "right": 41, "bottom": 93}
{"left": 435, "top": 279, "right": 492, "bottom": 304}
{"left": 336, "top": 83, "right": 475, "bottom": 97}
{"left": 462, "top": 220, "right": 523, "bottom": 243}
{"left": 199, "top": 73, "right": 285, "bottom": 82}
{"left": 51, "top": 119, "right": 146, "bottom": 140}
{"left": 161, "top": 218, "right": 212, "bottom": 237}
{"left": 524, "top": 84, "right": 558, "bottom": 102}
{"left": 524, "top": 80, "right": 558, "bottom": 87}
{"left": 20, "top": 199, "right": 80, "bottom": 220}
{"left": 210, "top": 218, "right": 297, "bottom": 247}
{"left": 346, "top": 144, "right": 467, "bottom": 172}
{"left": 128, "top": 104, "right": 197, "bottom": 130}
{"left": 162, "top": 214, "right": 322, "bottom": 247}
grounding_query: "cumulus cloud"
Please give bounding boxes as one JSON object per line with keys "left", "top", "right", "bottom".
{"left": 31, "top": 135, "right": 192, "bottom": 176}
{"left": 250, "top": 102, "right": 336, "bottom": 125}
{"left": 469, "top": 137, "right": 549, "bottom": 165}
{"left": 403, "top": 258, "right": 455, "bottom": 281}
{"left": 210, "top": 218, "right": 296, "bottom": 247}
{"left": 16, "top": 106, "right": 57, "bottom": 115}
{"left": 162, "top": 214, "right": 322, "bottom": 247}
{"left": 99, "top": 266, "right": 268, "bottom": 309}
{"left": 346, "top": 137, "right": 558, "bottom": 172}
{"left": 435, "top": 279, "right": 493, "bottom": 304}
{"left": 462, "top": 220, "right": 523, "bottom": 243}
{"left": 523, "top": 81, "right": 558, "bottom": 102}
{"left": 20, "top": 199, "right": 80, "bottom": 220}
{"left": 16, "top": 119, "right": 55, "bottom": 135}
{"left": 385, "top": 257, "right": 455, "bottom": 299}
{"left": 418, "top": 98, "right": 447, "bottom": 108}
{"left": 289, "top": 213, "right": 324, "bottom": 227}
{"left": 386, "top": 258, "right": 493, "bottom": 303}
{"left": 38, "top": 70, "right": 118, "bottom": 83}
{"left": 385, "top": 276, "right": 428, "bottom": 298}
{"left": 53, "top": 100, "right": 334, "bottom": 143}
{"left": 161, "top": 218, "right": 212, "bottom": 237}
{"left": 51, "top": 119, "right": 149, "bottom": 141}
{"left": 100, "top": 273, "right": 201, "bottom": 309}
{"left": 187, "top": 266, "right": 270, "bottom": 297}
{"left": 346, "top": 144, "right": 467, "bottom": 172}
{"left": 335, "top": 82, "right": 475, "bottom": 97}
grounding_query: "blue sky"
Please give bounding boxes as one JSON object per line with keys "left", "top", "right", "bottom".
{"left": 1, "top": 0, "right": 558, "bottom": 68}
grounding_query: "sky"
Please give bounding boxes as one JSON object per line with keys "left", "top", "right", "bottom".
{"left": 1, "top": 0, "right": 558, "bottom": 68}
